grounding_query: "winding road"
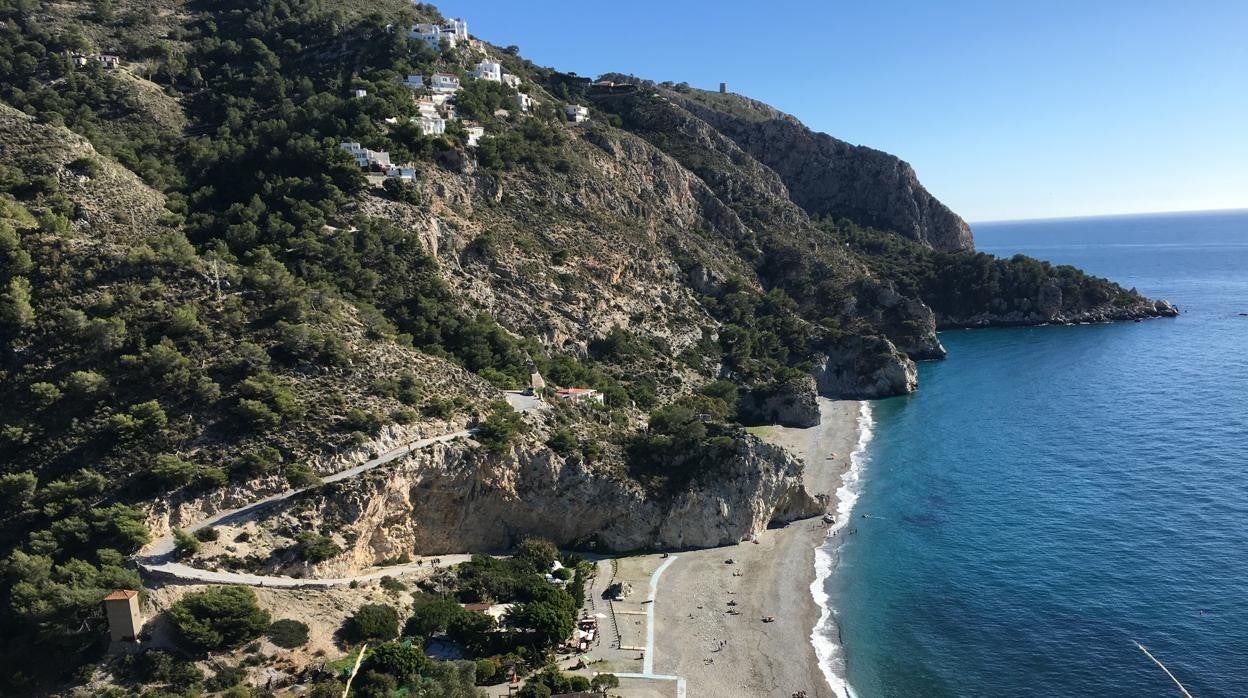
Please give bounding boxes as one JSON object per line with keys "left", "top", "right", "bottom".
{"left": 136, "top": 392, "right": 541, "bottom": 588}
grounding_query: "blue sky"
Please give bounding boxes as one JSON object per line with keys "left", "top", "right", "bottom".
{"left": 440, "top": 0, "right": 1248, "bottom": 222}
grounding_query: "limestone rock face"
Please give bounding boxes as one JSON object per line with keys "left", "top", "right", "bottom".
{"left": 316, "top": 435, "right": 822, "bottom": 563}
{"left": 671, "top": 92, "right": 975, "bottom": 252}
{"left": 813, "top": 335, "right": 918, "bottom": 399}
{"left": 739, "top": 375, "right": 821, "bottom": 428}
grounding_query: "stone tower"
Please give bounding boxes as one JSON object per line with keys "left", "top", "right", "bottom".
{"left": 103, "top": 589, "right": 142, "bottom": 642}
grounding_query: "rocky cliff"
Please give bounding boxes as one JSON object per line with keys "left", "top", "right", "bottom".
{"left": 655, "top": 87, "right": 975, "bottom": 252}
{"left": 243, "top": 431, "right": 822, "bottom": 573}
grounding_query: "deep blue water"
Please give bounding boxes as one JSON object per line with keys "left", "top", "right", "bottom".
{"left": 829, "top": 210, "right": 1248, "bottom": 697}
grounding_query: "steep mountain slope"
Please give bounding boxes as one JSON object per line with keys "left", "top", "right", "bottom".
{"left": 652, "top": 84, "right": 975, "bottom": 252}
{"left": 0, "top": 0, "right": 1177, "bottom": 693}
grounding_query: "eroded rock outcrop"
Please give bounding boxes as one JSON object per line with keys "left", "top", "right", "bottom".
{"left": 299, "top": 434, "right": 822, "bottom": 568}
{"left": 814, "top": 335, "right": 918, "bottom": 399}
{"left": 739, "top": 375, "right": 821, "bottom": 428}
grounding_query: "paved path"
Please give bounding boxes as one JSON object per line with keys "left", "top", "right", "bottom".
{"left": 137, "top": 393, "right": 540, "bottom": 587}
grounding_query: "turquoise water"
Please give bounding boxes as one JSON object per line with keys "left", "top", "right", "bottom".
{"left": 827, "top": 210, "right": 1248, "bottom": 697}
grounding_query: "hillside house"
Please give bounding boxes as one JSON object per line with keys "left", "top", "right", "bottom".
{"left": 565, "top": 104, "right": 589, "bottom": 123}
{"left": 429, "top": 72, "right": 461, "bottom": 93}
{"left": 352, "top": 88, "right": 368, "bottom": 98}
{"left": 464, "top": 123, "right": 486, "bottom": 147}
{"left": 472, "top": 59, "right": 502, "bottom": 82}
{"left": 556, "top": 388, "right": 604, "bottom": 404}
{"left": 339, "top": 142, "right": 391, "bottom": 169}
{"left": 409, "top": 17, "right": 468, "bottom": 50}
{"left": 403, "top": 74, "right": 424, "bottom": 89}
{"left": 96, "top": 54, "right": 121, "bottom": 68}
{"left": 416, "top": 113, "right": 446, "bottom": 135}
{"left": 385, "top": 166, "right": 417, "bottom": 181}
{"left": 516, "top": 92, "right": 536, "bottom": 113}
{"left": 502, "top": 73, "right": 522, "bottom": 88}
{"left": 103, "top": 589, "right": 142, "bottom": 642}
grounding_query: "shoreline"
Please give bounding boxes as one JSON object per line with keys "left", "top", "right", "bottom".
{"left": 651, "top": 398, "right": 864, "bottom": 697}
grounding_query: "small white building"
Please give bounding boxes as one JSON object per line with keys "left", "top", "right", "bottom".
{"left": 339, "top": 142, "right": 390, "bottom": 169}
{"left": 501, "top": 73, "right": 522, "bottom": 88}
{"left": 464, "top": 123, "right": 486, "bottom": 147}
{"left": 516, "top": 92, "right": 536, "bottom": 113}
{"left": 556, "top": 388, "right": 603, "bottom": 404}
{"left": 446, "top": 17, "right": 469, "bottom": 41}
{"left": 402, "top": 74, "right": 424, "bottom": 89}
{"left": 429, "top": 72, "right": 461, "bottom": 93}
{"left": 472, "top": 59, "right": 502, "bottom": 82}
{"left": 416, "top": 113, "right": 447, "bottom": 135}
{"left": 565, "top": 104, "right": 589, "bottom": 123}
{"left": 386, "top": 166, "right": 417, "bottom": 181}
{"left": 351, "top": 88, "right": 368, "bottom": 98}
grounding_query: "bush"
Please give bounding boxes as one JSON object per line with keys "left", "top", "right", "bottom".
{"left": 293, "top": 532, "right": 341, "bottom": 563}
{"left": 361, "top": 641, "right": 427, "bottom": 682}
{"left": 168, "top": 586, "right": 271, "bottom": 652}
{"left": 285, "top": 463, "right": 321, "bottom": 488}
{"left": 475, "top": 401, "right": 524, "bottom": 453}
{"left": 204, "top": 665, "right": 247, "bottom": 691}
{"left": 344, "top": 603, "right": 399, "bottom": 643}
{"left": 172, "top": 528, "right": 201, "bottom": 559}
{"left": 379, "top": 576, "right": 406, "bottom": 594}
{"left": 267, "top": 619, "right": 310, "bottom": 648}
{"left": 194, "top": 527, "right": 219, "bottom": 542}
{"left": 475, "top": 657, "right": 499, "bottom": 684}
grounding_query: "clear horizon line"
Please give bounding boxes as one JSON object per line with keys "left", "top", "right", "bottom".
{"left": 970, "top": 206, "right": 1248, "bottom": 226}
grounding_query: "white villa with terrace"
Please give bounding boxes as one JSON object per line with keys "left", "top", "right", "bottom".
{"left": 472, "top": 59, "right": 502, "bottom": 82}
{"left": 408, "top": 17, "right": 469, "bottom": 50}
{"left": 429, "top": 72, "right": 461, "bottom": 93}
{"left": 339, "top": 142, "right": 391, "bottom": 169}
{"left": 566, "top": 104, "right": 589, "bottom": 123}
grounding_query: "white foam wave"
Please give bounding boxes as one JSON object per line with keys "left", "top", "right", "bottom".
{"left": 810, "top": 401, "right": 875, "bottom": 698}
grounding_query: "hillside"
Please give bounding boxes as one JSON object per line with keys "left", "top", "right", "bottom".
{"left": 0, "top": 0, "right": 1176, "bottom": 694}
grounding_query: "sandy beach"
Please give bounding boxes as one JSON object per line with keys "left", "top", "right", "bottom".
{"left": 650, "top": 398, "right": 861, "bottom": 698}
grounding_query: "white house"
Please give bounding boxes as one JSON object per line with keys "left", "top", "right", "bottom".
{"left": 402, "top": 74, "right": 424, "bottom": 89}
{"left": 385, "top": 166, "right": 417, "bottom": 181}
{"left": 565, "top": 104, "right": 589, "bottom": 123}
{"left": 429, "top": 72, "right": 461, "bottom": 93}
{"left": 352, "top": 88, "right": 368, "bottom": 98}
{"left": 416, "top": 113, "right": 446, "bottom": 135}
{"left": 408, "top": 17, "right": 468, "bottom": 50}
{"left": 446, "top": 17, "right": 469, "bottom": 41}
{"left": 472, "top": 59, "right": 502, "bottom": 82}
{"left": 464, "top": 123, "right": 486, "bottom": 147}
{"left": 516, "top": 92, "right": 535, "bottom": 113}
{"left": 556, "top": 388, "right": 604, "bottom": 404}
{"left": 339, "top": 142, "right": 391, "bottom": 169}
{"left": 501, "top": 73, "right": 522, "bottom": 88}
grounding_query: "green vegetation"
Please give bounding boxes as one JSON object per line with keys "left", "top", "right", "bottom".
{"left": 819, "top": 218, "right": 1141, "bottom": 321}
{"left": 267, "top": 618, "right": 310, "bottom": 649}
{"left": 167, "top": 586, "right": 271, "bottom": 652}
{"left": 344, "top": 603, "right": 400, "bottom": 643}
{"left": 292, "top": 532, "right": 342, "bottom": 563}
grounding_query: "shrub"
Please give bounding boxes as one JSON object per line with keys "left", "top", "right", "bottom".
{"left": 204, "top": 665, "right": 247, "bottom": 691}
{"left": 344, "top": 603, "right": 399, "bottom": 643}
{"left": 293, "top": 532, "right": 341, "bottom": 563}
{"left": 194, "top": 527, "right": 219, "bottom": 542}
{"left": 285, "top": 463, "right": 321, "bottom": 488}
{"left": 361, "top": 641, "right": 428, "bottom": 682}
{"left": 475, "top": 657, "right": 499, "bottom": 685}
{"left": 172, "top": 528, "right": 201, "bottom": 559}
{"left": 168, "top": 586, "right": 271, "bottom": 652}
{"left": 379, "top": 576, "right": 406, "bottom": 594}
{"left": 267, "top": 619, "right": 310, "bottom": 649}
{"left": 475, "top": 401, "right": 524, "bottom": 453}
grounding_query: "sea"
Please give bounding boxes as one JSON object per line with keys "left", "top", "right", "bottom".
{"left": 815, "top": 209, "right": 1248, "bottom": 697}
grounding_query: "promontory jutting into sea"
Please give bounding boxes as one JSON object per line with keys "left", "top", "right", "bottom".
{"left": 0, "top": 1, "right": 1241, "bottom": 696}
